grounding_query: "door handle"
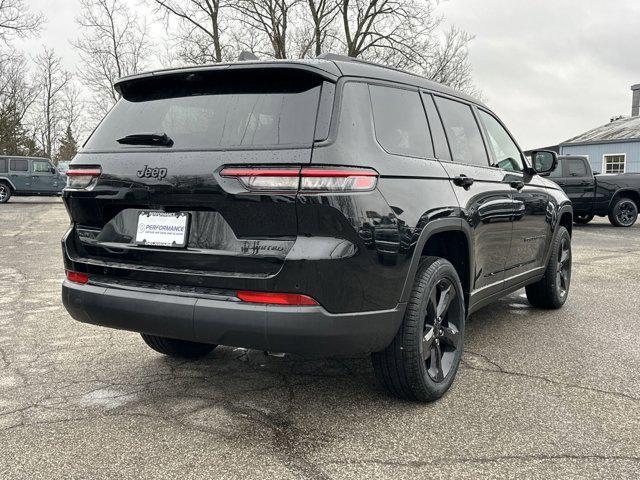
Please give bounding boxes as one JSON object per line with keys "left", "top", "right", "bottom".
{"left": 510, "top": 180, "right": 525, "bottom": 190}
{"left": 453, "top": 175, "right": 474, "bottom": 190}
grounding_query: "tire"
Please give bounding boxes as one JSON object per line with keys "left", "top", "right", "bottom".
{"left": 140, "top": 333, "right": 216, "bottom": 359}
{"left": 0, "top": 182, "right": 11, "bottom": 203}
{"left": 525, "top": 226, "right": 571, "bottom": 309}
{"left": 372, "top": 257, "right": 465, "bottom": 402}
{"left": 574, "top": 213, "right": 594, "bottom": 225}
{"left": 608, "top": 197, "right": 638, "bottom": 227}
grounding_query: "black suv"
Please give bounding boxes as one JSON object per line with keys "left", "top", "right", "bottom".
{"left": 62, "top": 55, "right": 573, "bottom": 401}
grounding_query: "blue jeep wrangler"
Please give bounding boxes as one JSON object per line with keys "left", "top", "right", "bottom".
{"left": 0, "top": 156, "right": 66, "bottom": 203}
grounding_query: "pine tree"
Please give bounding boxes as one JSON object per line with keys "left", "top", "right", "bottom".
{"left": 54, "top": 125, "right": 78, "bottom": 164}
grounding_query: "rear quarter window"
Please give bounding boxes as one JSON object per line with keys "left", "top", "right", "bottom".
{"left": 0, "top": 158, "right": 7, "bottom": 173}
{"left": 10, "top": 159, "right": 28, "bottom": 172}
{"left": 369, "top": 85, "right": 432, "bottom": 158}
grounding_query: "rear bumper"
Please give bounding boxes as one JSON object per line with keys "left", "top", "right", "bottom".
{"left": 62, "top": 281, "right": 405, "bottom": 355}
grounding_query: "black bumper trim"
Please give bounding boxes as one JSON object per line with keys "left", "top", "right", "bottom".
{"left": 62, "top": 281, "right": 405, "bottom": 355}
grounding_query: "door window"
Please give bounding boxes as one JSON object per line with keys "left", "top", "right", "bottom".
{"left": 547, "top": 159, "right": 564, "bottom": 178}
{"left": 33, "top": 160, "right": 52, "bottom": 173}
{"left": 369, "top": 85, "right": 432, "bottom": 158}
{"left": 567, "top": 159, "right": 588, "bottom": 177}
{"left": 422, "top": 93, "right": 450, "bottom": 160}
{"left": 10, "top": 159, "right": 28, "bottom": 172}
{"left": 435, "top": 97, "right": 488, "bottom": 167}
{"left": 478, "top": 110, "right": 524, "bottom": 172}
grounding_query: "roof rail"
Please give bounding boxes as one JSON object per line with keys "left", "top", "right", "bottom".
{"left": 317, "top": 52, "right": 427, "bottom": 83}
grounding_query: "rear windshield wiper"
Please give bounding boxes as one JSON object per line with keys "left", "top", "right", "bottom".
{"left": 117, "top": 133, "right": 174, "bottom": 147}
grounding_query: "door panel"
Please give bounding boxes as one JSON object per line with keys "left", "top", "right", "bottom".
{"left": 31, "top": 160, "right": 60, "bottom": 193}
{"left": 557, "top": 158, "right": 594, "bottom": 215}
{"left": 9, "top": 158, "right": 30, "bottom": 191}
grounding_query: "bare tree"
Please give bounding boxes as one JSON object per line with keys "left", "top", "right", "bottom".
{"left": 33, "top": 47, "right": 72, "bottom": 158}
{"left": 73, "top": 0, "right": 150, "bottom": 119}
{"left": 305, "top": 0, "right": 340, "bottom": 57}
{"left": 234, "top": 0, "right": 303, "bottom": 59}
{"left": 0, "top": 52, "right": 38, "bottom": 155}
{"left": 0, "top": 0, "right": 44, "bottom": 44}
{"left": 152, "top": 0, "right": 231, "bottom": 64}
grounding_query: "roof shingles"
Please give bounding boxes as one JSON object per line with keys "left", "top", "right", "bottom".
{"left": 562, "top": 115, "right": 640, "bottom": 145}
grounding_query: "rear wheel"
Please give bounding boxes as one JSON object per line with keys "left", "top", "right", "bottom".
{"left": 372, "top": 257, "right": 465, "bottom": 402}
{"left": 608, "top": 198, "right": 638, "bottom": 227}
{"left": 526, "top": 226, "right": 571, "bottom": 309}
{"left": 0, "top": 182, "right": 11, "bottom": 203}
{"left": 141, "top": 334, "right": 216, "bottom": 359}
{"left": 574, "top": 213, "right": 594, "bottom": 225}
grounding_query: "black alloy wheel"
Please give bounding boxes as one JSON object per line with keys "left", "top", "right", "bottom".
{"left": 422, "top": 278, "right": 462, "bottom": 383}
{"left": 556, "top": 235, "right": 571, "bottom": 300}
{"left": 611, "top": 199, "right": 638, "bottom": 227}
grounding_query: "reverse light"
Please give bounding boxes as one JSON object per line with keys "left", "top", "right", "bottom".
{"left": 220, "top": 166, "right": 378, "bottom": 193}
{"left": 237, "top": 291, "right": 319, "bottom": 306}
{"left": 65, "top": 270, "right": 89, "bottom": 284}
{"left": 66, "top": 167, "right": 102, "bottom": 189}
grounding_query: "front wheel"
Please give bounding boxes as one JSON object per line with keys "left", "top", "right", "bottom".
{"left": 526, "top": 226, "right": 571, "bottom": 309}
{"left": 372, "top": 257, "right": 465, "bottom": 402}
{"left": 141, "top": 334, "right": 217, "bottom": 359}
{"left": 608, "top": 198, "right": 638, "bottom": 227}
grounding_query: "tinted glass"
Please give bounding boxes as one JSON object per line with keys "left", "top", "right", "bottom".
{"left": 369, "top": 85, "right": 432, "bottom": 158}
{"left": 567, "top": 159, "right": 587, "bottom": 176}
{"left": 10, "top": 159, "right": 28, "bottom": 171}
{"left": 435, "top": 97, "right": 488, "bottom": 167}
{"left": 33, "top": 160, "right": 52, "bottom": 173}
{"left": 85, "top": 70, "right": 322, "bottom": 151}
{"left": 548, "top": 159, "right": 563, "bottom": 178}
{"left": 0, "top": 158, "right": 6, "bottom": 173}
{"left": 422, "top": 93, "right": 450, "bottom": 160}
{"left": 478, "top": 110, "right": 523, "bottom": 172}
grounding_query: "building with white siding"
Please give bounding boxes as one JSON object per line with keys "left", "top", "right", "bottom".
{"left": 559, "top": 84, "right": 640, "bottom": 174}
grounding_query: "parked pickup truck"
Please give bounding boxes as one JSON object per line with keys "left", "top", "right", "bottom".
{"left": 548, "top": 155, "right": 640, "bottom": 227}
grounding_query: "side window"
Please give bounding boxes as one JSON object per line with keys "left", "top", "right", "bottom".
{"left": 435, "top": 96, "right": 488, "bottom": 167}
{"left": 567, "top": 159, "right": 588, "bottom": 177}
{"left": 0, "top": 158, "right": 7, "bottom": 173}
{"left": 421, "top": 93, "right": 450, "bottom": 160}
{"left": 369, "top": 85, "right": 432, "bottom": 158}
{"left": 478, "top": 110, "right": 524, "bottom": 172}
{"left": 33, "top": 160, "right": 52, "bottom": 173}
{"left": 10, "top": 159, "right": 29, "bottom": 172}
{"left": 547, "top": 159, "right": 564, "bottom": 178}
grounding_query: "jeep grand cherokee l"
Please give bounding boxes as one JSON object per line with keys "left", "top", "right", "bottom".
{"left": 61, "top": 54, "right": 573, "bottom": 402}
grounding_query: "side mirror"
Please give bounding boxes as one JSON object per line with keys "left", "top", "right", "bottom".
{"left": 531, "top": 150, "right": 558, "bottom": 175}
{"left": 50, "top": 167, "right": 57, "bottom": 174}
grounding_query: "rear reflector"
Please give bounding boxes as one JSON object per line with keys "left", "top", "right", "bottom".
{"left": 66, "top": 270, "right": 89, "bottom": 284}
{"left": 220, "top": 166, "right": 378, "bottom": 192}
{"left": 66, "top": 167, "right": 102, "bottom": 189}
{"left": 237, "top": 291, "right": 319, "bottom": 306}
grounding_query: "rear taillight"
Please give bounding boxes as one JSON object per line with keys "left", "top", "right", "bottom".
{"left": 220, "top": 166, "right": 378, "bottom": 192}
{"left": 66, "top": 270, "right": 89, "bottom": 284}
{"left": 237, "top": 291, "right": 319, "bottom": 306}
{"left": 66, "top": 167, "right": 101, "bottom": 189}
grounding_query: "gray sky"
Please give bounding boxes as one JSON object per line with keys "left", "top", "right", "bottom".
{"left": 15, "top": 0, "right": 640, "bottom": 149}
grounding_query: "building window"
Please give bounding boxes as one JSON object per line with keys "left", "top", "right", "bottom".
{"left": 603, "top": 154, "right": 626, "bottom": 174}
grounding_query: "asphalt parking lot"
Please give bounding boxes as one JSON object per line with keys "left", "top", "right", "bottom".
{"left": 0, "top": 197, "right": 639, "bottom": 480}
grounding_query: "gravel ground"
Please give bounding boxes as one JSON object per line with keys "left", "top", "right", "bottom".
{"left": 0, "top": 197, "right": 639, "bottom": 479}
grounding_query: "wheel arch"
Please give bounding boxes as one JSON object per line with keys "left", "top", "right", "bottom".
{"left": 608, "top": 189, "right": 640, "bottom": 212}
{"left": 400, "top": 218, "right": 473, "bottom": 309}
{"left": 0, "top": 177, "right": 16, "bottom": 192}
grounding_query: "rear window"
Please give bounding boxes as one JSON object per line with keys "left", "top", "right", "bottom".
{"left": 85, "top": 69, "right": 324, "bottom": 151}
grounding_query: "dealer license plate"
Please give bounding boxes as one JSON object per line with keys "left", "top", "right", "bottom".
{"left": 136, "top": 211, "right": 189, "bottom": 247}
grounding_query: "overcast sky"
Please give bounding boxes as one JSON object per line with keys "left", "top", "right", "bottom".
{"left": 14, "top": 0, "right": 640, "bottom": 149}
